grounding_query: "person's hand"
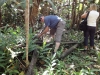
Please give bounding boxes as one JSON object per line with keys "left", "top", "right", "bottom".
{"left": 37, "top": 34, "right": 41, "bottom": 38}
{"left": 34, "top": 34, "right": 40, "bottom": 39}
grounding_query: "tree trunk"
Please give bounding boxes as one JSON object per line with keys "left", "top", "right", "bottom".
{"left": 0, "top": 8, "right": 1, "bottom": 27}
{"left": 71, "top": 0, "right": 77, "bottom": 28}
{"left": 29, "top": 0, "right": 42, "bottom": 28}
{"left": 25, "top": 0, "right": 29, "bottom": 67}
{"left": 77, "top": 0, "right": 87, "bottom": 29}
{"left": 26, "top": 50, "right": 38, "bottom": 75}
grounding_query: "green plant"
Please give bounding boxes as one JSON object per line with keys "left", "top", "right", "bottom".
{"left": 72, "top": 68, "right": 100, "bottom": 75}
{"left": 0, "top": 50, "right": 10, "bottom": 74}
{"left": 0, "top": 26, "right": 25, "bottom": 74}
{"left": 97, "top": 51, "right": 100, "bottom": 64}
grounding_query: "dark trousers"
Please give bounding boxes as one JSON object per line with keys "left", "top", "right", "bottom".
{"left": 84, "top": 26, "right": 96, "bottom": 46}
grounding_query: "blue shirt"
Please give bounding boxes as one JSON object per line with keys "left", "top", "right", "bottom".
{"left": 44, "top": 15, "right": 61, "bottom": 28}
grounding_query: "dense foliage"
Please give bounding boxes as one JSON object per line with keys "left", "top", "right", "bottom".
{"left": 0, "top": 0, "right": 100, "bottom": 75}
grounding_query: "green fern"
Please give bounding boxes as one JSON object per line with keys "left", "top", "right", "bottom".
{"left": 97, "top": 51, "right": 100, "bottom": 64}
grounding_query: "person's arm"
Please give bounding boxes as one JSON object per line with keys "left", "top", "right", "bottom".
{"left": 81, "top": 11, "right": 87, "bottom": 19}
{"left": 38, "top": 26, "right": 49, "bottom": 37}
{"left": 81, "top": 12, "right": 87, "bottom": 19}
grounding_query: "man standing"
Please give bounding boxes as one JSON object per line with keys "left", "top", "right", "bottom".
{"left": 38, "top": 15, "right": 66, "bottom": 53}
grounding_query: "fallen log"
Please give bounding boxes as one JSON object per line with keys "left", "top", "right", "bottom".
{"left": 59, "top": 44, "right": 78, "bottom": 59}
{"left": 36, "top": 41, "right": 80, "bottom": 45}
{"left": 61, "top": 41, "right": 80, "bottom": 44}
{"left": 26, "top": 50, "right": 38, "bottom": 75}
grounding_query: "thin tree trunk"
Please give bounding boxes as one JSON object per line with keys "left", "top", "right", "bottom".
{"left": 0, "top": 8, "right": 1, "bottom": 27}
{"left": 25, "top": 0, "right": 29, "bottom": 67}
{"left": 70, "top": 0, "right": 77, "bottom": 28}
{"left": 26, "top": 50, "right": 38, "bottom": 75}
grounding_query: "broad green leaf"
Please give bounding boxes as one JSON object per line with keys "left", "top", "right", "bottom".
{"left": 0, "top": 64, "right": 5, "bottom": 69}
